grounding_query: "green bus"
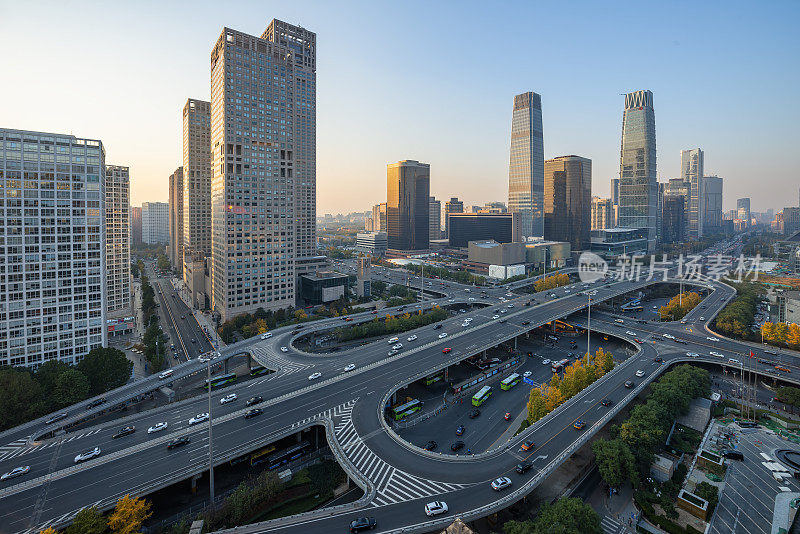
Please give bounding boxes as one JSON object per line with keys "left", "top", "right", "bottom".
{"left": 500, "top": 373, "right": 521, "bottom": 391}
{"left": 391, "top": 399, "right": 422, "bottom": 420}
{"left": 250, "top": 365, "right": 270, "bottom": 377}
{"left": 204, "top": 372, "right": 237, "bottom": 390}
{"left": 472, "top": 385, "right": 493, "bottom": 406}
{"left": 424, "top": 372, "right": 443, "bottom": 386}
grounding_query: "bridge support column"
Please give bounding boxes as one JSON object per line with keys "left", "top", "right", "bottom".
{"left": 296, "top": 431, "right": 303, "bottom": 443}
{"left": 392, "top": 392, "right": 397, "bottom": 405}
{"left": 514, "top": 337, "right": 518, "bottom": 350}
{"left": 247, "top": 353, "right": 253, "bottom": 370}
{"left": 190, "top": 474, "right": 201, "bottom": 494}
{"left": 224, "top": 358, "right": 230, "bottom": 375}
{"left": 444, "top": 367, "right": 449, "bottom": 381}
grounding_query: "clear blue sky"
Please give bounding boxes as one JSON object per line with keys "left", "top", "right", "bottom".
{"left": 1, "top": 0, "right": 798, "bottom": 214}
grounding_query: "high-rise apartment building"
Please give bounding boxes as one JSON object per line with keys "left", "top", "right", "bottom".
{"left": 591, "top": 197, "right": 614, "bottom": 230}
{"left": 131, "top": 206, "right": 142, "bottom": 245}
{"left": 703, "top": 176, "right": 723, "bottom": 234}
{"left": 444, "top": 197, "right": 464, "bottom": 238}
{"left": 508, "top": 91, "right": 544, "bottom": 239}
{"left": 105, "top": 165, "right": 132, "bottom": 321}
{"left": 0, "top": 128, "right": 107, "bottom": 367}
{"left": 543, "top": 155, "right": 591, "bottom": 250}
{"left": 618, "top": 90, "right": 657, "bottom": 252}
{"left": 210, "top": 21, "right": 317, "bottom": 321}
{"left": 737, "top": 198, "right": 751, "bottom": 226}
{"left": 680, "top": 148, "right": 704, "bottom": 238}
{"left": 168, "top": 167, "right": 184, "bottom": 273}
{"left": 371, "top": 203, "right": 387, "bottom": 233}
{"left": 182, "top": 99, "right": 211, "bottom": 265}
{"left": 142, "top": 202, "right": 169, "bottom": 244}
{"left": 429, "top": 196, "right": 441, "bottom": 241}
{"left": 386, "top": 160, "right": 429, "bottom": 251}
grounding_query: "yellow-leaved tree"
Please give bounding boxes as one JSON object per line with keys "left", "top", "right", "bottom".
{"left": 107, "top": 494, "right": 152, "bottom": 534}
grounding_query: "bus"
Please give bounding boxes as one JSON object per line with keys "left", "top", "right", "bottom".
{"left": 267, "top": 441, "right": 311, "bottom": 470}
{"left": 250, "top": 365, "right": 270, "bottom": 377}
{"left": 250, "top": 444, "right": 277, "bottom": 466}
{"left": 424, "top": 372, "right": 443, "bottom": 386}
{"left": 500, "top": 373, "right": 521, "bottom": 391}
{"left": 551, "top": 359, "right": 569, "bottom": 373}
{"left": 391, "top": 399, "right": 422, "bottom": 420}
{"left": 204, "top": 372, "right": 237, "bottom": 390}
{"left": 472, "top": 385, "right": 493, "bottom": 406}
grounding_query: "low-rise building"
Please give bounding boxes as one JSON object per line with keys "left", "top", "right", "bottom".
{"left": 465, "top": 240, "right": 527, "bottom": 274}
{"left": 448, "top": 213, "right": 521, "bottom": 248}
{"left": 589, "top": 227, "right": 648, "bottom": 259}
{"left": 299, "top": 271, "right": 349, "bottom": 305}
{"left": 524, "top": 240, "right": 571, "bottom": 268}
{"left": 650, "top": 453, "right": 676, "bottom": 483}
{"left": 355, "top": 232, "right": 388, "bottom": 256}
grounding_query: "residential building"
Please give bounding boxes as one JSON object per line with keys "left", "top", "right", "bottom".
{"left": 703, "top": 176, "right": 723, "bottom": 234}
{"left": 168, "top": 166, "right": 184, "bottom": 273}
{"left": 131, "top": 206, "right": 142, "bottom": 246}
{"left": 681, "top": 149, "right": 704, "bottom": 238}
{"left": 429, "top": 196, "right": 441, "bottom": 241}
{"left": 662, "top": 195, "right": 686, "bottom": 244}
{"left": 371, "top": 203, "right": 387, "bottom": 233}
{"left": 444, "top": 197, "right": 464, "bottom": 238}
{"left": 590, "top": 227, "right": 649, "bottom": 259}
{"left": 386, "top": 160, "right": 429, "bottom": 251}
{"left": 364, "top": 216, "right": 374, "bottom": 231}
{"left": 543, "top": 155, "right": 591, "bottom": 250}
{"left": 737, "top": 198, "right": 751, "bottom": 227}
{"left": 105, "top": 165, "right": 132, "bottom": 327}
{"left": 508, "top": 91, "right": 544, "bottom": 239}
{"left": 142, "top": 202, "right": 169, "bottom": 244}
{"left": 618, "top": 90, "right": 657, "bottom": 252}
{"left": 355, "top": 231, "right": 388, "bottom": 256}
{"left": 0, "top": 128, "right": 107, "bottom": 367}
{"left": 448, "top": 213, "right": 522, "bottom": 248}
{"left": 591, "top": 197, "right": 614, "bottom": 230}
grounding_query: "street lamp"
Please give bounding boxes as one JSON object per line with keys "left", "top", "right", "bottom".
{"left": 207, "top": 358, "right": 215, "bottom": 507}
{"left": 587, "top": 294, "right": 592, "bottom": 362}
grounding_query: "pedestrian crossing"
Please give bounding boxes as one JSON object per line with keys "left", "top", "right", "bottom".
{"left": 250, "top": 346, "right": 314, "bottom": 377}
{"left": 0, "top": 428, "right": 104, "bottom": 462}
{"left": 0, "top": 437, "right": 30, "bottom": 460}
{"left": 601, "top": 515, "right": 625, "bottom": 534}
{"left": 20, "top": 500, "right": 104, "bottom": 534}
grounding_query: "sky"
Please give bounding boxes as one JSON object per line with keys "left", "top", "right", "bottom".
{"left": 1, "top": 1, "right": 798, "bottom": 215}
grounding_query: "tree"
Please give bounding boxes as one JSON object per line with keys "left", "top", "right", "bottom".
{"left": 156, "top": 254, "right": 170, "bottom": 272}
{"left": 76, "top": 347, "right": 133, "bottom": 395}
{"left": 66, "top": 506, "right": 107, "bottom": 534}
{"left": 35, "top": 359, "right": 72, "bottom": 394}
{"left": 39, "top": 528, "right": 58, "bottom": 534}
{"left": 0, "top": 367, "right": 46, "bottom": 431}
{"left": 527, "top": 387, "right": 548, "bottom": 422}
{"left": 592, "top": 438, "right": 637, "bottom": 487}
{"left": 529, "top": 497, "right": 602, "bottom": 534}
{"left": 107, "top": 494, "right": 152, "bottom": 534}
{"left": 53, "top": 368, "right": 91, "bottom": 408}
{"left": 694, "top": 481, "right": 719, "bottom": 512}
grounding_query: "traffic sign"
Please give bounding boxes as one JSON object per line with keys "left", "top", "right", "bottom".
{"left": 523, "top": 377, "right": 536, "bottom": 386}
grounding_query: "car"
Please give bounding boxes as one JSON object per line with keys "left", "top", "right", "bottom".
{"left": 191, "top": 338, "right": 196, "bottom": 343}
{"left": 707, "top": 336, "right": 719, "bottom": 342}
{"left": 433, "top": 324, "right": 443, "bottom": 330}
{"left": 392, "top": 343, "right": 403, "bottom": 350}
{"left": 710, "top": 351, "right": 724, "bottom": 358}
{"left": 220, "top": 393, "right": 238, "bottom": 405}
{"left": 720, "top": 449, "right": 744, "bottom": 461}
{"left": 349, "top": 517, "right": 377, "bottom": 533}
{"left": 407, "top": 335, "right": 417, "bottom": 341}
{"left": 634, "top": 338, "right": 644, "bottom": 344}
{"left": 424, "top": 501, "right": 449, "bottom": 517}
{"left": 764, "top": 349, "right": 778, "bottom": 355}
{"left": 506, "top": 292, "right": 513, "bottom": 297}
{"left": 680, "top": 319, "right": 687, "bottom": 324}
{"left": 635, "top": 370, "right": 645, "bottom": 377}
{"left": 626, "top": 331, "right": 636, "bottom": 336}
{"left": 344, "top": 363, "right": 356, "bottom": 372}
{"left": 500, "top": 319, "right": 507, "bottom": 323}
{"left": 438, "top": 332, "right": 448, "bottom": 339}
{"left": 308, "top": 372, "right": 322, "bottom": 381}
{"left": 189, "top": 413, "right": 209, "bottom": 425}
{"left": 515, "top": 462, "right": 532, "bottom": 474}
{"left": 450, "top": 440, "right": 465, "bottom": 452}
{"left": 388, "top": 337, "right": 399, "bottom": 344}
{"left": 523, "top": 371, "right": 532, "bottom": 378}
{"left": 112, "top": 426, "right": 136, "bottom": 439}
{"left": 388, "top": 350, "right": 399, "bottom": 356}
{"left": 521, "top": 440, "right": 535, "bottom": 451}
{"left": 46, "top": 413, "right": 68, "bottom": 424}
{"left": 469, "top": 409, "right": 481, "bottom": 419}
{"left": 491, "top": 476, "right": 513, "bottom": 491}
{"left": 492, "top": 315, "right": 500, "bottom": 320}
{"left": 504, "top": 412, "right": 512, "bottom": 421}
{"left": 686, "top": 352, "right": 699, "bottom": 358}
{"left": 148, "top": 422, "right": 168, "bottom": 434}
{"left": 653, "top": 357, "right": 662, "bottom": 363}
{"left": 85, "top": 398, "right": 106, "bottom": 409}
{"left": 247, "top": 396, "right": 263, "bottom": 406}
{"left": 662, "top": 333, "right": 675, "bottom": 340}
{"left": 260, "top": 332, "right": 273, "bottom": 340}
{"left": 181, "top": 315, "right": 185, "bottom": 319}
{"left": 728, "top": 358, "right": 742, "bottom": 366}
{"left": 456, "top": 424, "right": 465, "bottom": 436}
{"left": 167, "top": 437, "right": 190, "bottom": 450}
{"left": 280, "top": 346, "right": 289, "bottom": 353}
{"left": 500, "top": 309, "right": 506, "bottom": 314}
{"left": 573, "top": 420, "right": 586, "bottom": 430}
{"left": 542, "top": 359, "right": 551, "bottom": 365}
{"left": 699, "top": 316, "right": 706, "bottom": 321}
{"left": 74, "top": 447, "right": 101, "bottom": 463}
{"left": 423, "top": 440, "right": 438, "bottom": 451}
{"left": 244, "top": 408, "right": 263, "bottom": 419}
{"left": 0, "top": 465, "right": 30, "bottom": 481}
{"left": 601, "top": 398, "right": 612, "bottom": 407}
{"left": 158, "top": 369, "right": 174, "bottom": 379}
{"left": 521, "top": 320, "right": 530, "bottom": 326}
{"left": 624, "top": 381, "right": 634, "bottom": 388}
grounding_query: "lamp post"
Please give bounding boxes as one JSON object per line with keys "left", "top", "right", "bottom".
{"left": 587, "top": 294, "right": 592, "bottom": 362}
{"left": 207, "top": 358, "right": 215, "bottom": 508}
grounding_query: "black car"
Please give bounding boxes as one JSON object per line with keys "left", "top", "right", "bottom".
{"left": 601, "top": 398, "right": 613, "bottom": 407}
{"left": 423, "top": 440, "right": 437, "bottom": 451}
{"left": 515, "top": 462, "right": 532, "bottom": 474}
{"left": 247, "top": 396, "right": 263, "bottom": 406}
{"left": 499, "top": 319, "right": 507, "bottom": 323}
{"left": 624, "top": 381, "right": 634, "bottom": 388}
{"left": 521, "top": 320, "right": 530, "bottom": 325}
{"left": 167, "top": 437, "right": 190, "bottom": 449}
{"left": 653, "top": 357, "right": 663, "bottom": 363}
{"left": 85, "top": 398, "right": 106, "bottom": 409}
{"left": 244, "top": 408, "right": 263, "bottom": 419}
{"left": 469, "top": 409, "right": 481, "bottom": 419}
{"left": 112, "top": 426, "right": 135, "bottom": 439}
{"left": 433, "top": 324, "right": 443, "bottom": 330}
{"left": 720, "top": 449, "right": 744, "bottom": 461}
{"left": 450, "top": 440, "right": 465, "bottom": 452}
{"left": 349, "top": 517, "right": 377, "bottom": 533}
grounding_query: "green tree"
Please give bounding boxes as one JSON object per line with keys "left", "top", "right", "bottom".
{"left": 156, "top": 254, "right": 171, "bottom": 272}
{"left": 694, "top": 481, "right": 719, "bottom": 512}
{"left": 53, "top": 368, "right": 91, "bottom": 408}
{"left": 529, "top": 497, "right": 602, "bottom": 534}
{"left": 76, "top": 347, "right": 133, "bottom": 395}
{"left": 592, "top": 438, "right": 637, "bottom": 487}
{"left": 66, "top": 506, "right": 107, "bottom": 534}
{"left": 35, "top": 359, "right": 72, "bottom": 394}
{"left": 0, "top": 367, "right": 46, "bottom": 431}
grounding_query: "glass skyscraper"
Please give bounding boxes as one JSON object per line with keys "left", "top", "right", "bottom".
{"left": 680, "top": 148, "right": 704, "bottom": 238}
{"left": 386, "top": 160, "right": 430, "bottom": 251}
{"left": 508, "top": 91, "right": 544, "bottom": 239}
{"left": 618, "top": 90, "right": 657, "bottom": 252}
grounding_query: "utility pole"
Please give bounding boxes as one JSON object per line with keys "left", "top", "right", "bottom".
{"left": 587, "top": 294, "right": 592, "bottom": 362}
{"left": 207, "top": 359, "right": 215, "bottom": 508}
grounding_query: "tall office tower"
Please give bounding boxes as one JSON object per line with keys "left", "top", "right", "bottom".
{"left": 618, "top": 90, "right": 657, "bottom": 252}
{"left": 142, "top": 202, "right": 169, "bottom": 244}
{"left": 371, "top": 203, "right": 387, "bottom": 232}
{"left": 444, "top": 197, "right": 464, "bottom": 238}
{"left": 591, "top": 197, "right": 614, "bottom": 230}
{"left": 429, "top": 196, "right": 441, "bottom": 241}
{"left": 386, "top": 160, "right": 430, "bottom": 251}
{"left": 737, "top": 198, "right": 751, "bottom": 226}
{"left": 168, "top": 167, "right": 184, "bottom": 273}
{"left": 131, "top": 206, "right": 142, "bottom": 245}
{"left": 610, "top": 178, "right": 620, "bottom": 225}
{"left": 182, "top": 99, "right": 211, "bottom": 266}
{"left": 702, "top": 176, "right": 723, "bottom": 234}
{"left": 783, "top": 207, "right": 800, "bottom": 236}
{"left": 210, "top": 22, "right": 316, "bottom": 321}
{"left": 543, "top": 155, "right": 592, "bottom": 250}
{"left": 656, "top": 182, "right": 665, "bottom": 241}
{"left": 661, "top": 196, "right": 686, "bottom": 244}
{"left": 508, "top": 91, "right": 544, "bottom": 239}
{"left": 680, "top": 148, "right": 705, "bottom": 238}
{"left": 0, "top": 128, "right": 107, "bottom": 367}
{"left": 105, "top": 165, "right": 132, "bottom": 321}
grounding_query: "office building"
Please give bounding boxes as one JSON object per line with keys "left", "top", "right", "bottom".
{"left": 355, "top": 255, "right": 371, "bottom": 298}
{"left": 543, "top": 155, "right": 591, "bottom": 250}
{"left": 610, "top": 178, "right": 620, "bottom": 225}
{"left": 662, "top": 196, "right": 686, "bottom": 244}
{"left": 656, "top": 182, "right": 665, "bottom": 241}
{"left": 590, "top": 227, "right": 649, "bottom": 259}
{"left": 355, "top": 232, "right": 388, "bottom": 256}
{"left": 618, "top": 90, "right": 657, "bottom": 252}
{"left": 465, "top": 240, "right": 527, "bottom": 273}
{"left": 142, "top": 202, "right": 169, "bottom": 244}
{"left": 386, "top": 160, "right": 429, "bottom": 251}
{"left": 448, "top": 213, "right": 522, "bottom": 248}
{"left": 105, "top": 165, "right": 132, "bottom": 326}
{"left": 508, "top": 91, "right": 544, "bottom": 239}
{"left": 0, "top": 128, "right": 107, "bottom": 367}
{"left": 131, "top": 206, "right": 142, "bottom": 246}
{"left": 429, "top": 196, "right": 441, "bottom": 241}
{"left": 168, "top": 166, "right": 184, "bottom": 273}
{"left": 444, "top": 197, "right": 464, "bottom": 238}
{"left": 737, "top": 198, "right": 751, "bottom": 227}
{"left": 479, "top": 201, "right": 507, "bottom": 214}
{"left": 299, "top": 271, "right": 348, "bottom": 305}
{"left": 591, "top": 197, "right": 614, "bottom": 230}
{"left": 783, "top": 207, "right": 800, "bottom": 236}
{"left": 525, "top": 240, "right": 571, "bottom": 269}
{"left": 703, "top": 176, "right": 723, "bottom": 234}
{"left": 681, "top": 149, "right": 704, "bottom": 238}
{"left": 210, "top": 20, "right": 317, "bottom": 321}
{"left": 371, "top": 203, "right": 387, "bottom": 233}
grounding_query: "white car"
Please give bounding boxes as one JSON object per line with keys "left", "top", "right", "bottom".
{"left": 260, "top": 332, "right": 272, "bottom": 340}
{"left": 710, "top": 351, "right": 724, "bottom": 358}
{"left": 468, "top": 297, "right": 476, "bottom": 301}
{"left": 308, "top": 372, "right": 322, "bottom": 381}
{"left": 500, "top": 309, "right": 507, "bottom": 314}
{"left": 542, "top": 359, "right": 551, "bottom": 365}
{"left": 492, "top": 315, "right": 500, "bottom": 320}
{"left": 424, "top": 501, "right": 449, "bottom": 517}
{"left": 686, "top": 352, "right": 699, "bottom": 358}
{"left": 1, "top": 465, "right": 30, "bottom": 481}
{"left": 189, "top": 413, "right": 209, "bottom": 425}
{"left": 343, "top": 364, "right": 356, "bottom": 372}
{"left": 507, "top": 304, "right": 514, "bottom": 308}
{"left": 523, "top": 371, "right": 532, "bottom": 378}
{"left": 662, "top": 333, "right": 675, "bottom": 340}
{"left": 464, "top": 317, "right": 473, "bottom": 322}
{"left": 148, "top": 422, "right": 168, "bottom": 433}
{"left": 564, "top": 289, "right": 570, "bottom": 294}
{"left": 388, "top": 337, "right": 399, "bottom": 344}
{"left": 407, "top": 335, "right": 418, "bottom": 342}
{"left": 699, "top": 316, "right": 706, "bottom": 321}
{"left": 491, "top": 476, "right": 513, "bottom": 491}
{"left": 388, "top": 350, "right": 399, "bottom": 356}
{"left": 158, "top": 369, "right": 174, "bottom": 379}
{"left": 707, "top": 336, "right": 718, "bottom": 342}
{"left": 728, "top": 358, "right": 742, "bottom": 366}
{"left": 220, "top": 393, "right": 237, "bottom": 405}
{"left": 635, "top": 370, "right": 645, "bottom": 377}
{"left": 438, "top": 332, "right": 448, "bottom": 339}
{"left": 447, "top": 298, "right": 455, "bottom": 302}
{"left": 198, "top": 356, "right": 211, "bottom": 363}
{"left": 280, "top": 346, "right": 289, "bottom": 353}
{"left": 506, "top": 292, "right": 513, "bottom": 297}
{"left": 392, "top": 343, "right": 403, "bottom": 350}
{"left": 74, "top": 447, "right": 101, "bottom": 463}
{"left": 626, "top": 331, "right": 636, "bottom": 336}
{"left": 461, "top": 322, "right": 470, "bottom": 327}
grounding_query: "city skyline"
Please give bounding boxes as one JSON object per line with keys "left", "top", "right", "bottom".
{"left": 2, "top": 1, "right": 797, "bottom": 215}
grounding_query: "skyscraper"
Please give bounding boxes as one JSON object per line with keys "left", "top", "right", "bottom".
{"left": 610, "top": 178, "right": 620, "bottom": 225}
{"left": 737, "top": 198, "right": 751, "bottom": 226}
{"left": 168, "top": 166, "right": 184, "bottom": 273}
{"left": 680, "top": 148, "right": 704, "bottom": 238}
{"left": 429, "top": 196, "right": 441, "bottom": 241}
{"left": 371, "top": 203, "right": 387, "bottom": 233}
{"left": 662, "top": 196, "right": 686, "bottom": 244}
{"left": 591, "top": 197, "right": 614, "bottom": 230}
{"left": 105, "top": 165, "right": 132, "bottom": 320}
{"left": 508, "top": 91, "right": 544, "bottom": 239}
{"left": 444, "top": 197, "right": 464, "bottom": 238}
{"left": 703, "top": 176, "right": 723, "bottom": 234}
{"left": 0, "top": 128, "right": 107, "bottom": 367}
{"left": 387, "top": 160, "right": 430, "bottom": 251}
{"left": 543, "top": 155, "right": 592, "bottom": 250}
{"left": 142, "top": 202, "right": 169, "bottom": 244}
{"left": 618, "top": 90, "right": 657, "bottom": 251}
{"left": 131, "top": 206, "right": 142, "bottom": 246}
{"left": 210, "top": 21, "right": 317, "bottom": 321}
{"left": 182, "top": 99, "right": 211, "bottom": 267}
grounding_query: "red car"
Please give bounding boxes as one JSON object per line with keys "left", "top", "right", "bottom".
{"left": 504, "top": 412, "right": 512, "bottom": 421}
{"left": 634, "top": 338, "right": 643, "bottom": 344}
{"left": 442, "top": 348, "right": 452, "bottom": 354}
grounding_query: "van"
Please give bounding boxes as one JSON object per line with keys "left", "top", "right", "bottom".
{"left": 388, "top": 337, "right": 399, "bottom": 344}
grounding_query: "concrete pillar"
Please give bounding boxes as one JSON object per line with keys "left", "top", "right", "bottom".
{"left": 190, "top": 474, "right": 201, "bottom": 494}
{"left": 296, "top": 431, "right": 303, "bottom": 443}
{"left": 514, "top": 337, "right": 518, "bottom": 350}
{"left": 444, "top": 367, "right": 449, "bottom": 381}
{"left": 224, "top": 358, "right": 229, "bottom": 375}
{"left": 247, "top": 352, "right": 253, "bottom": 370}
{"left": 392, "top": 392, "right": 397, "bottom": 405}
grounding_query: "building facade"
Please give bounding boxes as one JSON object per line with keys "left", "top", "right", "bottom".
{"left": 610, "top": 178, "right": 620, "bottom": 225}
{"left": 142, "top": 202, "right": 169, "bottom": 244}
{"left": 508, "top": 91, "right": 544, "bottom": 239}
{"left": 661, "top": 195, "right": 686, "bottom": 244}
{"left": 618, "top": 90, "right": 657, "bottom": 251}
{"left": 386, "top": 160, "right": 429, "bottom": 251}
{"left": 591, "top": 197, "right": 614, "bottom": 230}
{"left": 131, "top": 206, "right": 142, "bottom": 246}
{"left": 590, "top": 227, "right": 649, "bottom": 258}
{"left": 182, "top": 99, "right": 212, "bottom": 265}
{"left": 681, "top": 148, "right": 704, "bottom": 238}
{"left": 543, "top": 155, "right": 591, "bottom": 250}
{"left": 355, "top": 231, "right": 388, "bottom": 256}
{"left": 448, "top": 213, "right": 521, "bottom": 248}
{"left": 0, "top": 128, "right": 107, "bottom": 367}
{"left": 168, "top": 166, "right": 184, "bottom": 273}
{"left": 783, "top": 207, "right": 800, "bottom": 236}
{"left": 737, "top": 198, "right": 751, "bottom": 227}
{"left": 429, "top": 196, "right": 441, "bottom": 241}
{"left": 105, "top": 165, "right": 132, "bottom": 322}
{"left": 444, "top": 197, "right": 464, "bottom": 238}
{"left": 371, "top": 203, "right": 387, "bottom": 233}
{"left": 703, "top": 176, "right": 723, "bottom": 234}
